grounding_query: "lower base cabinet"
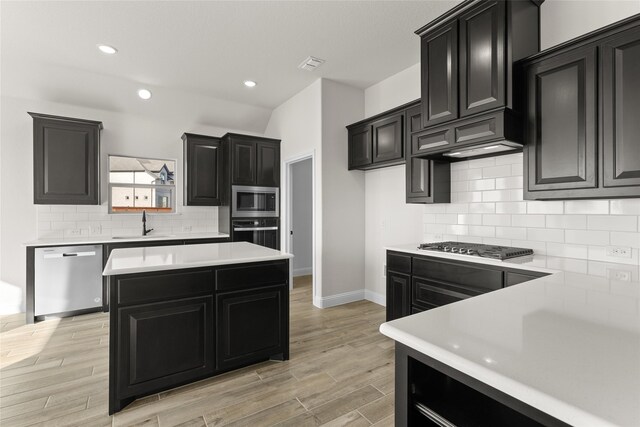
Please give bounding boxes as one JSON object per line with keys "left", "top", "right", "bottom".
{"left": 108, "top": 260, "right": 289, "bottom": 414}
{"left": 386, "top": 271, "right": 411, "bottom": 321}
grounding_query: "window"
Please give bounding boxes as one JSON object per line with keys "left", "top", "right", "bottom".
{"left": 108, "top": 156, "right": 176, "bottom": 213}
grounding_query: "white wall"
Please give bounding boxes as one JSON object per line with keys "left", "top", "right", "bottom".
{"left": 363, "top": 65, "right": 423, "bottom": 303}
{"left": 362, "top": 1, "right": 640, "bottom": 305}
{"left": 291, "top": 158, "right": 313, "bottom": 276}
{"left": 320, "top": 79, "right": 365, "bottom": 304}
{"left": 0, "top": 95, "right": 255, "bottom": 314}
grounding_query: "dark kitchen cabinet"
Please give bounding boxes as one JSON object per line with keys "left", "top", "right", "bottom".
{"left": 405, "top": 105, "right": 451, "bottom": 204}
{"left": 415, "top": 0, "right": 541, "bottom": 150}
{"left": 182, "top": 133, "right": 222, "bottom": 206}
{"left": 602, "top": 26, "right": 640, "bottom": 189}
{"left": 458, "top": 0, "right": 505, "bottom": 117}
{"left": 372, "top": 114, "right": 404, "bottom": 163}
{"left": 347, "top": 109, "right": 404, "bottom": 170}
{"left": 386, "top": 250, "right": 549, "bottom": 319}
{"left": 115, "top": 296, "right": 215, "bottom": 401}
{"left": 348, "top": 124, "right": 373, "bottom": 169}
{"left": 223, "top": 134, "right": 281, "bottom": 187}
{"left": 29, "top": 112, "right": 102, "bottom": 205}
{"left": 216, "top": 285, "right": 287, "bottom": 371}
{"left": 524, "top": 46, "right": 598, "bottom": 194}
{"left": 522, "top": 15, "right": 640, "bottom": 199}
{"left": 421, "top": 20, "right": 459, "bottom": 128}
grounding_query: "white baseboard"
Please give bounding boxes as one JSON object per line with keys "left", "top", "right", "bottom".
{"left": 364, "top": 290, "right": 385, "bottom": 307}
{"left": 313, "top": 289, "right": 365, "bottom": 309}
{"left": 293, "top": 267, "right": 312, "bottom": 277}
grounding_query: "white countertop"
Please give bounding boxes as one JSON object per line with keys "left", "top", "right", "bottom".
{"left": 381, "top": 245, "right": 640, "bottom": 426}
{"left": 103, "top": 241, "right": 292, "bottom": 276}
{"left": 24, "top": 232, "right": 229, "bottom": 247}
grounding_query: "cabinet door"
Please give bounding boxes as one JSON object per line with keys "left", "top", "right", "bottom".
{"left": 602, "top": 27, "right": 640, "bottom": 189}
{"left": 348, "top": 124, "right": 373, "bottom": 169}
{"left": 459, "top": 1, "right": 506, "bottom": 117}
{"left": 412, "top": 277, "right": 474, "bottom": 310}
{"left": 232, "top": 141, "right": 257, "bottom": 185}
{"left": 256, "top": 142, "right": 280, "bottom": 187}
{"left": 372, "top": 114, "right": 403, "bottom": 163}
{"left": 216, "top": 285, "right": 287, "bottom": 371}
{"left": 421, "top": 21, "right": 458, "bottom": 128}
{"left": 406, "top": 157, "right": 450, "bottom": 204}
{"left": 31, "top": 115, "right": 101, "bottom": 205}
{"left": 386, "top": 271, "right": 410, "bottom": 321}
{"left": 525, "top": 46, "right": 598, "bottom": 194}
{"left": 116, "top": 296, "right": 214, "bottom": 398}
{"left": 184, "top": 136, "right": 221, "bottom": 206}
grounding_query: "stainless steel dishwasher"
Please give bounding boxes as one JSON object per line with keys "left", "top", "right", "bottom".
{"left": 34, "top": 245, "right": 103, "bottom": 317}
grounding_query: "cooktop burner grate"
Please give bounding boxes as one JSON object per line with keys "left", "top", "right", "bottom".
{"left": 417, "top": 241, "right": 534, "bottom": 260}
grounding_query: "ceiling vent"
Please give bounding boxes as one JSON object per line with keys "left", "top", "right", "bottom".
{"left": 298, "top": 56, "right": 325, "bottom": 71}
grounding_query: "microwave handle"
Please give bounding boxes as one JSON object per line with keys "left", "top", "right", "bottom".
{"left": 233, "top": 226, "right": 279, "bottom": 231}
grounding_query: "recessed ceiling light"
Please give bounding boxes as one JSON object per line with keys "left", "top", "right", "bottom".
{"left": 243, "top": 80, "right": 257, "bottom": 88}
{"left": 137, "top": 89, "right": 152, "bottom": 100}
{"left": 97, "top": 44, "right": 118, "bottom": 55}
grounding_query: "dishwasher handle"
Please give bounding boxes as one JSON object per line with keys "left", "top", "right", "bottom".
{"left": 233, "top": 226, "right": 279, "bottom": 231}
{"left": 43, "top": 251, "right": 97, "bottom": 259}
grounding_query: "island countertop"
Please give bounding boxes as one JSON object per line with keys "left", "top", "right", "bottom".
{"left": 103, "top": 241, "right": 292, "bottom": 276}
{"left": 380, "top": 262, "right": 640, "bottom": 427}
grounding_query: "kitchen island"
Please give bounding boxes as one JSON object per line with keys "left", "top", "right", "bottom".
{"left": 380, "top": 255, "right": 640, "bottom": 426}
{"left": 103, "top": 241, "right": 292, "bottom": 414}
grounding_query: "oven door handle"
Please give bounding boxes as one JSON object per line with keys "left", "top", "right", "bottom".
{"left": 233, "top": 227, "right": 279, "bottom": 231}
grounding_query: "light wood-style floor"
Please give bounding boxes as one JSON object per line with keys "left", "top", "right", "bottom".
{"left": 0, "top": 276, "right": 395, "bottom": 426}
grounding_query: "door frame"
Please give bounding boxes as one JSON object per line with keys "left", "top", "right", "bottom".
{"left": 283, "top": 151, "right": 316, "bottom": 299}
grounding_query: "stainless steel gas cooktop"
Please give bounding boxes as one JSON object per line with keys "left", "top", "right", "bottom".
{"left": 417, "top": 241, "right": 534, "bottom": 260}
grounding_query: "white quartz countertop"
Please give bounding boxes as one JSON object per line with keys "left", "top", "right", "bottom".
{"left": 381, "top": 244, "right": 640, "bottom": 426}
{"left": 103, "top": 241, "right": 292, "bottom": 276}
{"left": 24, "top": 232, "right": 229, "bottom": 247}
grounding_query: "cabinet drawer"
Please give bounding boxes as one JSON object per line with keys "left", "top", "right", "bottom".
{"left": 412, "top": 278, "right": 473, "bottom": 309}
{"left": 413, "top": 257, "right": 503, "bottom": 293}
{"left": 387, "top": 252, "right": 411, "bottom": 274}
{"left": 453, "top": 111, "right": 504, "bottom": 145}
{"left": 116, "top": 269, "right": 214, "bottom": 306}
{"left": 216, "top": 261, "right": 288, "bottom": 291}
{"left": 412, "top": 125, "right": 453, "bottom": 155}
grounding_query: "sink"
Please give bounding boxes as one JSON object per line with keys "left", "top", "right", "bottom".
{"left": 112, "top": 235, "right": 176, "bottom": 240}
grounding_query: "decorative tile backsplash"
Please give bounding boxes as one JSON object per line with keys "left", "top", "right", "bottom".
{"left": 37, "top": 205, "right": 218, "bottom": 239}
{"left": 423, "top": 153, "right": 640, "bottom": 265}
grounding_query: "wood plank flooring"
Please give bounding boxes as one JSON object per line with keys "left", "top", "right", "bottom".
{"left": 0, "top": 276, "right": 395, "bottom": 426}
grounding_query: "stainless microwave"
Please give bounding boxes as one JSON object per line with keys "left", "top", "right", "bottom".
{"left": 231, "top": 185, "right": 279, "bottom": 218}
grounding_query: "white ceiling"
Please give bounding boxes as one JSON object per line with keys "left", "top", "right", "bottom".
{"left": 1, "top": 1, "right": 461, "bottom": 133}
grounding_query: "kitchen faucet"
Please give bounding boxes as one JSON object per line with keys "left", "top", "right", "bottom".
{"left": 142, "top": 210, "right": 154, "bottom": 236}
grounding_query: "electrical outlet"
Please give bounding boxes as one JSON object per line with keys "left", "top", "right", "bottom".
{"left": 182, "top": 225, "right": 192, "bottom": 232}
{"left": 434, "top": 234, "right": 444, "bottom": 241}
{"left": 90, "top": 225, "right": 102, "bottom": 235}
{"left": 605, "top": 246, "right": 632, "bottom": 258}
{"left": 611, "top": 269, "right": 631, "bottom": 282}
{"left": 68, "top": 228, "right": 82, "bottom": 236}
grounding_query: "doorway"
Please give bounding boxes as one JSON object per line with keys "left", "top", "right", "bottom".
{"left": 284, "top": 153, "right": 315, "bottom": 301}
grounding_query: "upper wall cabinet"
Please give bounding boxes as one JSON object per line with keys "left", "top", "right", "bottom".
{"left": 182, "top": 133, "right": 222, "bottom": 206}
{"left": 29, "top": 112, "right": 102, "bottom": 205}
{"left": 415, "top": 0, "right": 541, "bottom": 152}
{"left": 347, "top": 104, "right": 406, "bottom": 170}
{"left": 222, "top": 134, "right": 281, "bottom": 187}
{"left": 522, "top": 16, "right": 640, "bottom": 199}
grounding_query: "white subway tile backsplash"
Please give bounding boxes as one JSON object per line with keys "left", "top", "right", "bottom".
{"left": 527, "top": 201, "right": 564, "bottom": 214}
{"left": 452, "top": 192, "right": 483, "bottom": 203}
{"left": 49, "top": 206, "right": 77, "bottom": 213}
{"left": 423, "top": 214, "right": 436, "bottom": 224}
{"left": 495, "top": 176, "right": 523, "bottom": 190}
{"left": 482, "top": 165, "right": 512, "bottom": 179}
{"left": 482, "top": 237, "right": 512, "bottom": 246}
{"left": 468, "top": 157, "right": 496, "bottom": 169}
{"left": 527, "top": 228, "right": 564, "bottom": 243}
{"left": 458, "top": 214, "right": 483, "bottom": 225}
{"left": 451, "top": 181, "right": 470, "bottom": 192}
{"left": 512, "top": 215, "right": 545, "bottom": 228}
{"left": 482, "top": 189, "right": 520, "bottom": 202}
{"left": 495, "top": 153, "right": 523, "bottom": 165}
{"left": 546, "top": 243, "right": 589, "bottom": 259}
{"left": 565, "top": 200, "right": 609, "bottom": 215}
{"left": 545, "top": 215, "right": 587, "bottom": 230}
{"left": 468, "top": 179, "right": 495, "bottom": 191}
{"left": 423, "top": 204, "right": 448, "bottom": 214}
{"left": 445, "top": 224, "right": 469, "bottom": 235}
{"left": 496, "top": 202, "right": 527, "bottom": 214}
{"left": 610, "top": 232, "right": 640, "bottom": 248}
{"left": 453, "top": 168, "right": 483, "bottom": 181}
{"left": 610, "top": 199, "right": 640, "bottom": 215}
{"left": 511, "top": 162, "right": 523, "bottom": 176}
{"left": 587, "top": 247, "right": 639, "bottom": 266}
{"left": 451, "top": 161, "right": 469, "bottom": 171}
{"left": 38, "top": 221, "right": 51, "bottom": 230}
{"left": 38, "top": 213, "right": 64, "bottom": 222}
{"left": 63, "top": 213, "right": 89, "bottom": 221}
{"left": 483, "top": 214, "right": 511, "bottom": 226}
{"left": 445, "top": 203, "right": 470, "bottom": 214}
{"left": 587, "top": 215, "right": 637, "bottom": 232}
{"left": 468, "top": 202, "right": 496, "bottom": 214}
{"left": 512, "top": 239, "right": 547, "bottom": 255}
{"left": 565, "top": 230, "right": 609, "bottom": 246}
{"left": 436, "top": 214, "right": 458, "bottom": 224}
{"left": 468, "top": 225, "right": 495, "bottom": 237}
{"left": 496, "top": 226, "right": 527, "bottom": 240}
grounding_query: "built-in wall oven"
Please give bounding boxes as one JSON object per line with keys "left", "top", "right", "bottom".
{"left": 232, "top": 218, "right": 279, "bottom": 250}
{"left": 232, "top": 185, "right": 279, "bottom": 218}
